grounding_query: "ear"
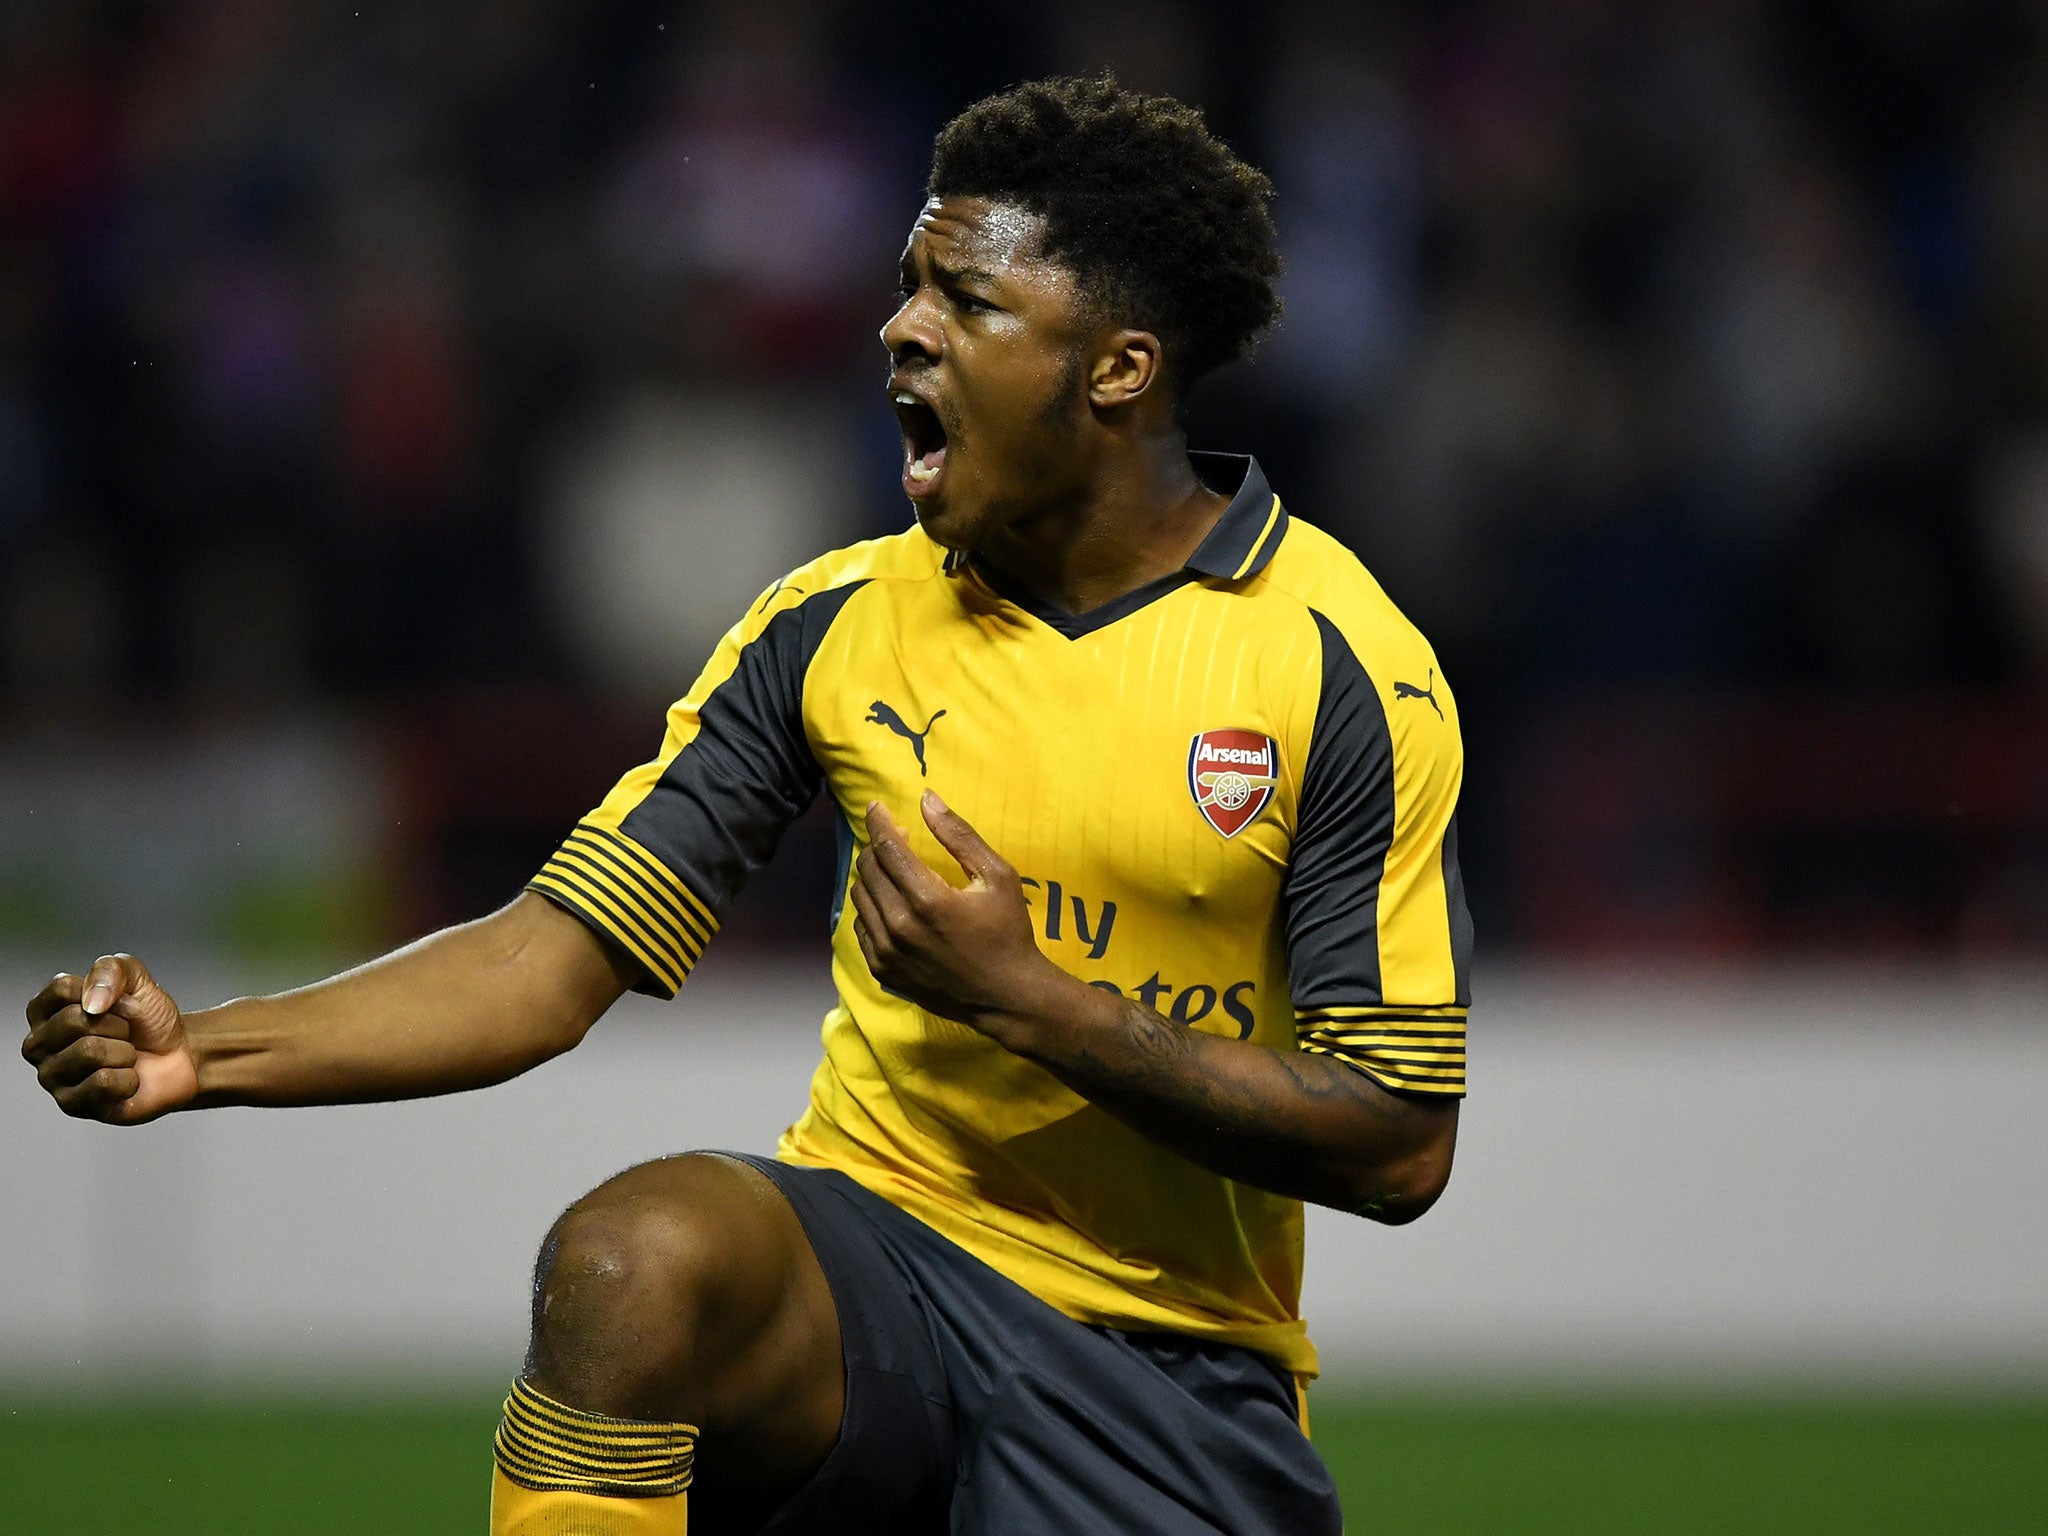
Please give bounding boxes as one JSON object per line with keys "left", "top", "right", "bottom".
{"left": 1088, "top": 329, "right": 1164, "bottom": 409}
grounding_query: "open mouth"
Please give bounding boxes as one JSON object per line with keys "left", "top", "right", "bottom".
{"left": 891, "top": 390, "right": 949, "bottom": 496}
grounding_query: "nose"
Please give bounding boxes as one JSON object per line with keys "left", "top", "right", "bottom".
{"left": 880, "top": 289, "right": 941, "bottom": 365}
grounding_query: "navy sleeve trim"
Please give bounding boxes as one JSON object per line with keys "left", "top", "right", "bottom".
{"left": 617, "top": 581, "right": 867, "bottom": 928}
{"left": 1281, "top": 610, "right": 1396, "bottom": 1010}
{"left": 1443, "top": 812, "right": 1474, "bottom": 1009}
{"left": 530, "top": 820, "right": 715, "bottom": 998}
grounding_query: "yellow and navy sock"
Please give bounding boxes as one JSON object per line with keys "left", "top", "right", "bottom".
{"left": 490, "top": 1377, "right": 696, "bottom": 1535}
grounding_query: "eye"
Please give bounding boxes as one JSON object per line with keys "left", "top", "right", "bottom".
{"left": 952, "top": 290, "right": 992, "bottom": 314}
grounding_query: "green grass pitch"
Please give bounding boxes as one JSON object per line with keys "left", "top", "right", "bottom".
{"left": 4, "top": 1392, "right": 2043, "bottom": 1533}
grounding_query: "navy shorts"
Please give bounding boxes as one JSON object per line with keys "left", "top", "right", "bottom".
{"left": 722, "top": 1152, "right": 1342, "bottom": 1536}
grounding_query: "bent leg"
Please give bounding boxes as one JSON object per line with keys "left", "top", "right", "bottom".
{"left": 494, "top": 1153, "right": 845, "bottom": 1535}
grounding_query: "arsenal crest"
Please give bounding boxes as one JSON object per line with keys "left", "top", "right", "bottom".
{"left": 1187, "top": 729, "right": 1279, "bottom": 838}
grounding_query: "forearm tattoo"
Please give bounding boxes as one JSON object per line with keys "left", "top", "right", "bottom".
{"left": 1045, "top": 996, "right": 1440, "bottom": 1218}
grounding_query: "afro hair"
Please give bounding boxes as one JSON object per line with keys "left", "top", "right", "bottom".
{"left": 928, "top": 75, "right": 1281, "bottom": 400}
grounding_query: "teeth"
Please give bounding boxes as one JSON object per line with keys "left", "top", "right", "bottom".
{"left": 893, "top": 392, "right": 919, "bottom": 406}
{"left": 908, "top": 459, "right": 938, "bottom": 482}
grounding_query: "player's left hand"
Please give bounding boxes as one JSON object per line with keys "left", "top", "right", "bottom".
{"left": 852, "top": 792, "right": 1068, "bottom": 1044}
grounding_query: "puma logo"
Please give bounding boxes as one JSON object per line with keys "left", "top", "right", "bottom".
{"left": 754, "top": 575, "right": 806, "bottom": 613}
{"left": 1393, "top": 668, "right": 1443, "bottom": 720}
{"left": 866, "top": 701, "right": 947, "bottom": 776}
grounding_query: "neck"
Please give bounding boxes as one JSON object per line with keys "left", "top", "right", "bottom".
{"left": 975, "top": 436, "right": 1229, "bottom": 616}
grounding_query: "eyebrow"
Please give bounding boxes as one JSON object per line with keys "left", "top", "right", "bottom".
{"left": 932, "top": 259, "right": 999, "bottom": 285}
{"left": 902, "top": 252, "right": 1001, "bottom": 289}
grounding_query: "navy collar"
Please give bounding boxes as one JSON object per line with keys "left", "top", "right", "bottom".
{"left": 1183, "top": 453, "right": 1287, "bottom": 580}
{"left": 946, "top": 453, "right": 1288, "bottom": 640}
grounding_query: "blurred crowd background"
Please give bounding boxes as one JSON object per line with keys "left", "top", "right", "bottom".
{"left": 4, "top": 0, "right": 2047, "bottom": 968}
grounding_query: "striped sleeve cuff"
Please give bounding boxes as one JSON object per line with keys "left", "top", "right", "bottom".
{"left": 527, "top": 820, "right": 718, "bottom": 998}
{"left": 1296, "top": 1003, "right": 1467, "bottom": 1097}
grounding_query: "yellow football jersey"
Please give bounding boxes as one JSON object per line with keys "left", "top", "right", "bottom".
{"left": 530, "top": 455, "right": 1471, "bottom": 1377}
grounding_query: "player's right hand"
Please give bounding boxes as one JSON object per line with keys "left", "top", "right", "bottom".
{"left": 22, "top": 954, "right": 197, "bottom": 1124}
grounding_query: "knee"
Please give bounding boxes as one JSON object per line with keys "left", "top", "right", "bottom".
{"left": 541, "top": 1188, "right": 710, "bottom": 1330}
{"left": 527, "top": 1155, "right": 759, "bottom": 1409}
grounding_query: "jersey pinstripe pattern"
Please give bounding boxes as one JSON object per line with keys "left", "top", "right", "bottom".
{"left": 529, "top": 455, "right": 1471, "bottom": 1376}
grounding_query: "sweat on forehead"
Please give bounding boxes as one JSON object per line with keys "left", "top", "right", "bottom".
{"left": 914, "top": 198, "right": 1050, "bottom": 268}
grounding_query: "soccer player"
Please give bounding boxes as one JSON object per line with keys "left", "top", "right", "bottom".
{"left": 22, "top": 77, "right": 1469, "bottom": 1534}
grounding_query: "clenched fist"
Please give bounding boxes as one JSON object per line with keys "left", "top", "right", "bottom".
{"left": 22, "top": 954, "right": 197, "bottom": 1124}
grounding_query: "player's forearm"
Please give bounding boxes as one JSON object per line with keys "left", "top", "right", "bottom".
{"left": 845, "top": 797, "right": 1458, "bottom": 1218}
{"left": 184, "top": 894, "right": 631, "bottom": 1109}
{"left": 990, "top": 975, "right": 1456, "bottom": 1222}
